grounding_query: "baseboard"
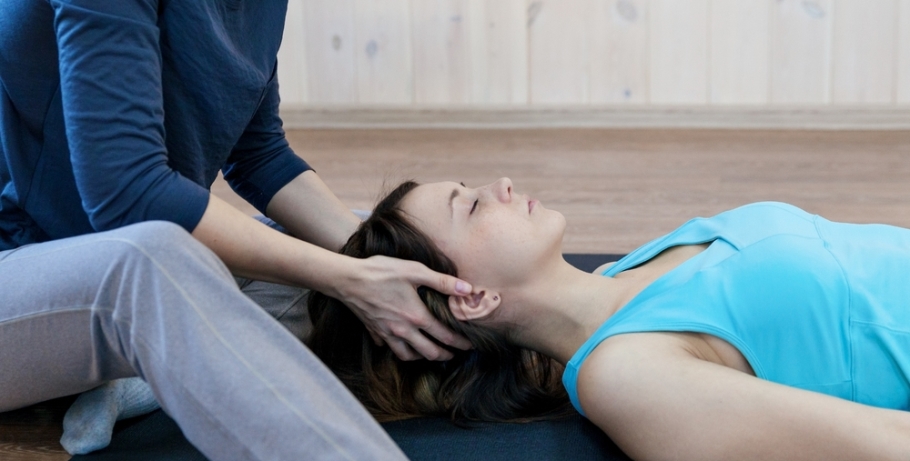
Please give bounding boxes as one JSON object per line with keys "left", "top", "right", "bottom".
{"left": 279, "top": 105, "right": 910, "bottom": 130}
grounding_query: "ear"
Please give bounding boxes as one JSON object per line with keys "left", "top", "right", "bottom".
{"left": 448, "top": 289, "right": 502, "bottom": 321}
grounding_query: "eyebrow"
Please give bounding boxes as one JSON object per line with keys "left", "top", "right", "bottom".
{"left": 449, "top": 182, "right": 466, "bottom": 219}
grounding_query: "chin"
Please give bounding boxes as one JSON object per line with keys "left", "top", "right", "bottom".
{"left": 542, "top": 210, "right": 567, "bottom": 252}
{"left": 555, "top": 210, "right": 567, "bottom": 230}
{"left": 548, "top": 209, "right": 567, "bottom": 237}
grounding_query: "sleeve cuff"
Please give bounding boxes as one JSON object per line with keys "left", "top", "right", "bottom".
{"left": 224, "top": 148, "right": 311, "bottom": 214}
{"left": 141, "top": 170, "right": 210, "bottom": 233}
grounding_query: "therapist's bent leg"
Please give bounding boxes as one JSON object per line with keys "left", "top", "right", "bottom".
{"left": 236, "top": 277, "right": 313, "bottom": 341}
{"left": 62, "top": 278, "right": 313, "bottom": 455}
{"left": 0, "top": 222, "right": 405, "bottom": 461}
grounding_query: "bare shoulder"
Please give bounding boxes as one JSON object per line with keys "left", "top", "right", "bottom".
{"left": 574, "top": 333, "right": 699, "bottom": 456}
{"left": 576, "top": 333, "right": 693, "bottom": 404}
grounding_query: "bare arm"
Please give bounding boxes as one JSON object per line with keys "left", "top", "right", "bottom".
{"left": 265, "top": 170, "right": 360, "bottom": 252}
{"left": 578, "top": 333, "right": 910, "bottom": 461}
{"left": 193, "top": 191, "right": 354, "bottom": 290}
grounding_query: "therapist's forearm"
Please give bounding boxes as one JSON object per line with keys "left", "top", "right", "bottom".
{"left": 265, "top": 170, "right": 360, "bottom": 252}
{"left": 191, "top": 193, "right": 355, "bottom": 295}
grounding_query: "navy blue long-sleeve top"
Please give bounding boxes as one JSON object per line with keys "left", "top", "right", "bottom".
{"left": 0, "top": 0, "right": 310, "bottom": 250}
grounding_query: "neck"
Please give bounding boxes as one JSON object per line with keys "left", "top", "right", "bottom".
{"left": 499, "top": 258, "right": 636, "bottom": 364}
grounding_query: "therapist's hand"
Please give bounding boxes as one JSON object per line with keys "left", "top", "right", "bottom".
{"left": 335, "top": 255, "right": 474, "bottom": 361}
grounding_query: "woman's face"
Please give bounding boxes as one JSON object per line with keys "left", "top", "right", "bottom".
{"left": 400, "top": 178, "right": 566, "bottom": 291}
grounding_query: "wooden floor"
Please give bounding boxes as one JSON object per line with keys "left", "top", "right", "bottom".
{"left": 221, "top": 128, "right": 910, "bottom": 253}
{"left": 4, "top": 128, "right": 910, "bottom": 460}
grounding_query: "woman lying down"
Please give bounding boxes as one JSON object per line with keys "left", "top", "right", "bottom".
{"left": 64, "top": 178, "right": 910, "bottom": 459}
{"left": 309, "top": 178, "right": 910, "bottom": 461}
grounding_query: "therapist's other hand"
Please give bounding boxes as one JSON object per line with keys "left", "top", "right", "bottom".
{"left": 337, "top": 255, "right": 474, "bottom": 361}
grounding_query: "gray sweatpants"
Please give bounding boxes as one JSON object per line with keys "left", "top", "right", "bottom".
{"left": 0, "top": 221, "right": 406, "bottom": 461}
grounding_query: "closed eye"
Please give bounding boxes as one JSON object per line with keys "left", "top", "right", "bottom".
{"left": 470, "top": 199, "right": 478, "bottom": 214}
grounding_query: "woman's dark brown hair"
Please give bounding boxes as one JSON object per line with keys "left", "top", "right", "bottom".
{"left": 306, "top": 181, "right": 573, "bottom": 423}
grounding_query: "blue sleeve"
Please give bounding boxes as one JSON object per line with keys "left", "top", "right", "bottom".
{"left": 222, "top": 69, "right": 311, "bottom": 214}
{"left": 51, "top": 0, "right": 209, "bottom": 233}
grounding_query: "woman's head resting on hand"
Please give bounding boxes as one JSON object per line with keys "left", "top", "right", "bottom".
{"left": 307, "top": 179, "right": 572, "bottom": 422}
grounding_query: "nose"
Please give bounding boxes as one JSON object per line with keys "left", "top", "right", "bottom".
{"left": 494, "top": 177, "right": 513, "bottom": 203}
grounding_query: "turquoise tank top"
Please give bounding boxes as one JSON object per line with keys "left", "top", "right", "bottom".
{"left": 563, "top": 202, "right": 910, "bottom": 416}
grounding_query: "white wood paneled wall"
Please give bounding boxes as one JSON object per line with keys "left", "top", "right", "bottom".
{"left": 277, "top": 0, "right": 910, "bottom": 106}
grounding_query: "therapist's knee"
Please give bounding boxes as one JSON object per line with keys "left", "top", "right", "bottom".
{"left": 108, "top": 221, "right": 224, "bottom": 272}
{"left": 115, "top": 221, "right": 194, "bottom": 248}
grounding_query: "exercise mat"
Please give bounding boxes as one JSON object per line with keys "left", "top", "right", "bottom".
{"left": 71, "top": 410, "right": 630, "bottom": 461}
{"left": 71, "top": 254, "right": 627, "bottom": 461}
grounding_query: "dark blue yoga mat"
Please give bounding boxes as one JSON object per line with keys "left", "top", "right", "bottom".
{"left": 70, "top": 410, "right": 630, "bottom": 461}
{"left": 563, "top": 253, "right": 623, "bottom": 273}
{"left": 71, "top": 254, "right": 628, "bottom": 461}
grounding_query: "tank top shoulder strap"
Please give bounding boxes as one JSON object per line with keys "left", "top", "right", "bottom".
{"left": 602, "top": 201, "right": 815, "bottom": 277}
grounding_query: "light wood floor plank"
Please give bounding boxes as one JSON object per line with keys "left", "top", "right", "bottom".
{"left": 215, "top": 128, "right": 910, "bottom": 253}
